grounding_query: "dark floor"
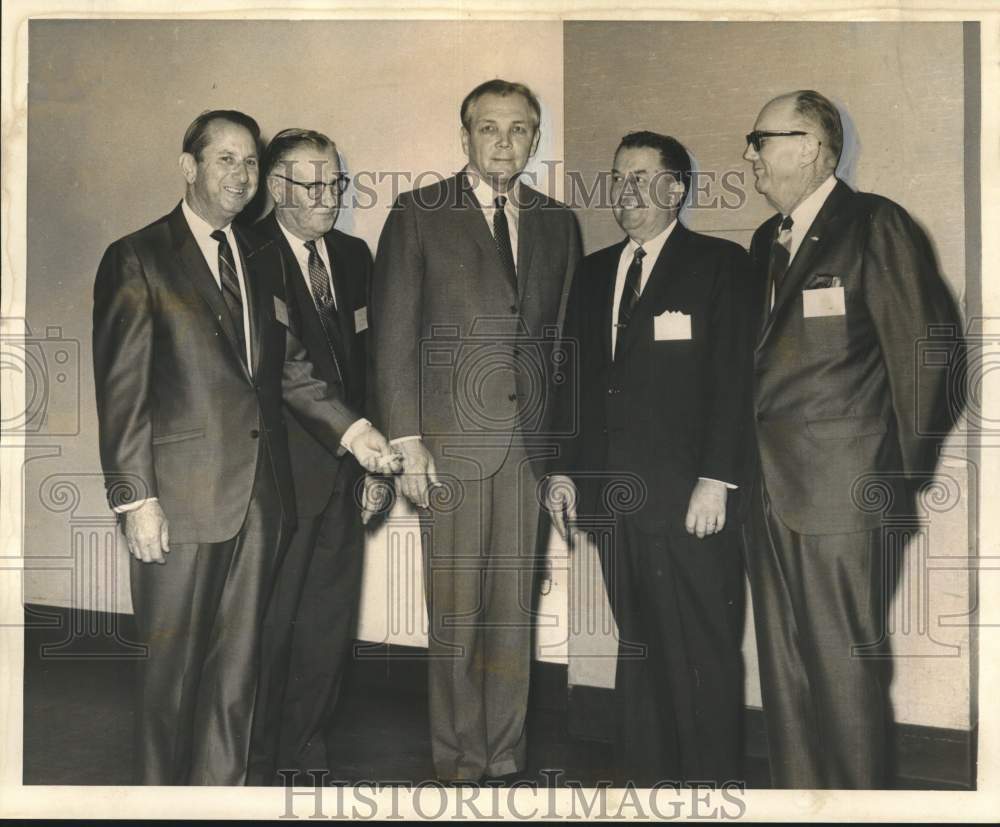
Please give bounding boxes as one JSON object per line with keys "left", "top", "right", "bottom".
{"left": 22, "top": 607, "right": 970, "bottom": 789}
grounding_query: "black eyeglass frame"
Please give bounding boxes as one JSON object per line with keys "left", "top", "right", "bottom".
{"left": 744, "top": 130, "right": 813, "bottom": 152}
{"left": 271, "top": 173, "right": 351, "bottom": 198}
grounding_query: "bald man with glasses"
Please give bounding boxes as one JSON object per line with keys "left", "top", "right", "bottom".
{"left": 741, "top": 90, "right": 961, "bottom": 788}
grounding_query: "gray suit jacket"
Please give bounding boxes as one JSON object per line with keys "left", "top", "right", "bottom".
{"left": 370, "top": 172, "right": 582, "bottom": 481}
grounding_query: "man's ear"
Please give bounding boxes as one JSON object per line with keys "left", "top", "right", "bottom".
{"left": 800, "top": 133, "right": 823, "bottom": 167}
{"left": 265, "top": 173, "right": 283, "bottom": 208}
{"left": 529, "top": 126, "right": 541, "bottom": 158}
{"left": 460, "top": 126, "right": 471, "bottom": 159}
{"left": 179, "top": 152, "right": 198, "bottom": 184}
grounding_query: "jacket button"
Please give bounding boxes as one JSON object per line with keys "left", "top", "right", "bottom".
{"left": 508, "top": 393, "right": 517, "bottom": 402}
{"left": 509, "top": 304, "right": 518, "bottom": 314}
{"left": 250, "top": 429, "right": 260, "bottom": 438}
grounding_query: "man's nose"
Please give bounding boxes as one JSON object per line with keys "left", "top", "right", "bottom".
{"left": 496, "top": 131, "right": 512, "bottom": 147}
{"left": 320, "top": 185, "right": 338, "bottom": 208}
{"left": 234, "top": 162, "right": 251, "bottom": 182}
{"left": 743, "top": 143, "right": 758, "bottom": 162}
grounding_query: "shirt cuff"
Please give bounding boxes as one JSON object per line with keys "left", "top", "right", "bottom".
{"left": 390, "top": 435, "right": 422, "bottom": 445}
{"left": 340, "top": 418, "right": 372, "bottom": 455}
{"left": 113, "top": 496, "right": 157, "bottom": 514}
{"left": 699, "top": 477, "right": 738, "bottom": 490}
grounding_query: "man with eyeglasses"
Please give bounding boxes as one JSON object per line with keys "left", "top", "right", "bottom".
{"left": 742, "top": 90, "right": 960, "bottom": 788}
{"left": 92, "top": 111, "right": 399, "bottom": 785}
{"left": 242, "top": 128, "right": 375, "bottom": 783}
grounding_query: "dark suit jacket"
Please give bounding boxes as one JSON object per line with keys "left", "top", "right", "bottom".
{"left": 553, "top": 223, "right": 755, "bottom": 534}
{"left": 93, "top": 202, "right": 361, "bottom": 543}
{"left": 257, "top": 212, "right": 371, "bottom": 517}
{"left": 371, "top": 172, "right": 582, "bottom": 481}
{"left": 750, "top": 179, "right": 960, "bottom": 535}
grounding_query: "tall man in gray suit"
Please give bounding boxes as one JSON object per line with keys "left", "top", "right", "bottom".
{"left": 371, "top": 79, "right": 581, "bottom": 782}
{"left": 742, "top": 90, "right": 960, "bottom": 788}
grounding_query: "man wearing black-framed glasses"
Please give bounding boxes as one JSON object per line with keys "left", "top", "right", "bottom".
{"left": 248, "top": 127, "right": 376, "bottom": 783}
{"left": 741, "top": 91, "right": 961, "bottom": 789}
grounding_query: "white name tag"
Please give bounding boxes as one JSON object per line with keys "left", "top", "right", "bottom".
{"left": 273, "top": 296, "right": 289, "bottom": 326}
{"left": 354, "top": 306, "right": 369, "bottom": 333}
{"left": 654, "top": 310, "right": 692, "bottom": 341}
{"left": 803, "top": 286, "right": 846, "bottom": 318}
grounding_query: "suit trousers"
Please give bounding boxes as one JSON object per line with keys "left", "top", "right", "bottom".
{"left": 744, "top": 476, "right": 890, "bottom": 789}
{"left": 421, "top": 435, "right": 541, "bottom": 781}
{"left": 129, "top": 442, "right": 284, "bottom": 785}
{"left": 601, "top": 515, "right": 744, "bottom": 786}
{"left": 248, "top": 468, "right": 364, "bottom": 784}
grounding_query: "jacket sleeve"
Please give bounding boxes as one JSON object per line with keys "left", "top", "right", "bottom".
{"left": 548, "top": 255, "right": 587, "bottom": 477}
{"left": 92, "top": 239, "right": 158, "bottom": 508}
{"left": 369, "top": 195, "right": 424, "bottom": 440}
{"left": 862, "top": 199, "right": 964, "bottom": 479}
{"left": 699, "top": 242, "right": 755, "bottom": 486}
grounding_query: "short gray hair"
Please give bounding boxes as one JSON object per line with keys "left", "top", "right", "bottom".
{"left": 793, "top": 90, "right": 843, "bottom": 169}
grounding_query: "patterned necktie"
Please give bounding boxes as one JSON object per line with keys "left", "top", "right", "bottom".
{"left": 304, "top": 240, "right": 340, "bottom": 348}
{"left": 616, "top": 245, "right": 646, "bottom": 333}
{"left": 493, "top": 195, "right": 517, "bottom": 288}
{"left": 767, "top": 215, "right": 794, "bottom": 311}
{"left": 210, "top": 229, "right": 247, "bottom": 368}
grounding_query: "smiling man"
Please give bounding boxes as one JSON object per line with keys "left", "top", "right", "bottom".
{"left": 92, "top": 110, "right": 398, "bottom": 785}
{"left": 546, "top": 131, "right": 753, "bottom": 786}
{"left": 742, "top": 90, "right": 960, "bottom": 788}
{"left": 248, "top": 129, "right": 374, "bottom": 783}
{"left": 370, "top": 80, "right": 581, "bottom": 782}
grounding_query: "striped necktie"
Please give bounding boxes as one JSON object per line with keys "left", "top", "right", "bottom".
{"left": 210, "top": 229, "right": 246, "bottom": 368}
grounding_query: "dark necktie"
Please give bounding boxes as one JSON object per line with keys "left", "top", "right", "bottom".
{"left": 616, "top": 245, "right": 646, "bottom": 334}
{"left": 210, "top": 229, "right": 247, "bottom": 368}
{"left": 305, "top": 239, "right": 341, "bottom": 348}
{"left": 493, "top": 195, "right": 517, "bottom": 288}
{"left": 766, "top": 215, "right": 794, "bottom": 313}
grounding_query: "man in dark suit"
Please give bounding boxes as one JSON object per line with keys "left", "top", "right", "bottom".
{"left": 546, "top": 131, "right": 753, "bottom": 786}
{"left": 742, "top": 90, "right": 960, "bottom": 788}
{"left": 371, "top": 79, "right": 581, "bottom": 781}
{"left": 92, "top": 110, "right": 398, "bottom": 786}
{"left": 247, "top": 129, "right": 373, "bottom": 782}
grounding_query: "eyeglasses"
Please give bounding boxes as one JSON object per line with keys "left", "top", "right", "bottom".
{"left": 272, "top": 173, "right": 351, "bottom": 198}
{"left": 745, "top": 130, "right": 810, "bottom": 152}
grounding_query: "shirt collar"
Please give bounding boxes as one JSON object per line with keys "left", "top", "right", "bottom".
{"left": 275, "top": 213, "right": 320, "bottom": 257}
{"left": 465, "top": 167, "right": 520, "bottom": 216}
{"left": 625, "top": 218, "right": 678, "bottom": 265}
{"left": 181, "top": 197, "right": 232, "bottom": 243}
{"left": 787, "top": 174, "right": 837, "bottom": 233}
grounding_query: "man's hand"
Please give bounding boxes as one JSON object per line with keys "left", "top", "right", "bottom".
{"left": 396, "top": 439, "right": 439, "bottom": 509}
{"left": 360, "top": 473, "right": 395, "bottom": 526}
{"left": 347, "top": 423, "right": 404, "bottom": 475}
{"left": 544, "top": 474, "right": 578, "bottom": 542}
{"left": 122, "top": 500, "right": 170, "bottom": 564}
{"left": 685, "top": 478, "right": 728, "bottom": 538}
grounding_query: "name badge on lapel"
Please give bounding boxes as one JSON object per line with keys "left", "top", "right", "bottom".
{"left": 653, "top": 310, "right": 692, "bottom": 341}
{"left": 354, "top": 306, "right": 369, "bottom": 333}
{"left": 273, "top": 296, "right": 289, "bottom": 326}
{"left": 803, "top": 286, "right": 846, "bottom": 318}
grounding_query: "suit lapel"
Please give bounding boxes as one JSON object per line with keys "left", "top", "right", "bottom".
{"left": 602, "top": 240, "right": 629, "bottom": 364}
{"left": 326, "top": 233, "right": 355, "bottom": 368}
{"left": 758, "top": 180, "right": 854, "bottom": 351}
{"left": 168, "top": 204, "right": 250, "bottom": 380}
{"left": 615, "top": 223, "right": 689, "bottom": 362}
{"left": 232, "top": 223, "right": 262, "bottom": 377}
{"left": 515, "top": 182, "right": 538, "bottom": 301}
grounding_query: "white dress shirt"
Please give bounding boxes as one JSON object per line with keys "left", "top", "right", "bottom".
{"left": 612, "top": 221, "right": 735, "bottom": 491}
{"left": 786, "top": 173, "right": 837, "bottom": 261}
{"left": 470, "top": 168, "right": 520, "bottom": 269}
{"left": 182, "top": 199, "right": 254, "bottom": 372}
{"left": 276, "top": 219, "right": 338, "bottom": 309}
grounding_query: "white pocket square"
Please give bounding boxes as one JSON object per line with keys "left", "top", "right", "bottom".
{"left": 654, "top": 310, "right": 692, "bottom": 341}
